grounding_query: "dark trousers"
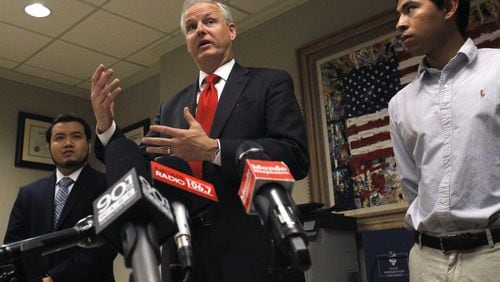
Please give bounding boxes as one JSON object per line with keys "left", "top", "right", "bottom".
{"left": 162, "top": 221, "right": 305, "bottom": 282}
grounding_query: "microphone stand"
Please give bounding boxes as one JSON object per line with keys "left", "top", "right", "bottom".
{"left": 0, "top": 216, "right": 99, "bottom": 266}
{"left": 267, "top": 237, "right": 309, "bottom": 281}
{"left": 254, "top": 186, "right": 311, "bottom": 271}
{"left": 0, "top": 216, "right": 101, "bottom": 281}
{"left": 162, "top": 237, "right": 192, "bottom": 282}
{"left": 121, "top": 221, "right": 162, "bottom": 282}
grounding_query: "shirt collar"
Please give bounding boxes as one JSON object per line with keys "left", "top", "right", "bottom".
{"left": 417, "top": 38, "right": 477, "bottom": 76}
{"left": 56, "top": 165, "right": 85, "bottom": 184}
{"left": 198, "top": 58, "right": 235, "bottom": 88}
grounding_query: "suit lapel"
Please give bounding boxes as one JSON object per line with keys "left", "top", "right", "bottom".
{"left": 43, "top": 173, "right": 57, "bottom": 230}
{"left": 186, "top": 82, "right": 199, "bottom": 119}
{"left": 210, "top": 63, "right": 249, "bottom": 137}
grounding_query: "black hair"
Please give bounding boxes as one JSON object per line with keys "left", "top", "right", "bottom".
{"left": 45, "top": 113, "right": 92, "bottom": 143}
{"left": 430, "top": 0, "right": 471, "bottom": 37}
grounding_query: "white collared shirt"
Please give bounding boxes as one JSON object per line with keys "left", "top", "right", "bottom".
{"left": 388, "top": 39, "right": 500, "bottom": 233}
{"left": 197, "top": 58, "right": 235, "bottom": 102}
{"left": 54, "top": 166, "right": 84, "bottom": 201}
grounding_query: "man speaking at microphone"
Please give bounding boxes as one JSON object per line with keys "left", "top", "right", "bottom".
{"left": 3, "top": 114, "right": 117, "bottom": 282}
{"left": 90, "top": 0, "right": 309, "bottom": 281}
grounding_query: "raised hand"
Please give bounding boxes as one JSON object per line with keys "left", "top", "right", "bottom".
{"left": 90, "top": 64, "right": 121, "bottom": 133}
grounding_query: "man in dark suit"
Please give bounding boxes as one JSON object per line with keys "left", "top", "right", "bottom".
{"left": 90, "top": 0, "right": 309, "bottom": 281}
{"left": 4, "top": 114, "right": 117, "bottom": 282}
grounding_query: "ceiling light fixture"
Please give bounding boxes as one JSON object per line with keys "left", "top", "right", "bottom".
{"left": 25, "top": 3, "right": 51, "bottom": 18}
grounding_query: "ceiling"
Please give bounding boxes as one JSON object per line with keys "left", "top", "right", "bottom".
{"left": 0, "top": 0, "right": 308, "bottom": 98}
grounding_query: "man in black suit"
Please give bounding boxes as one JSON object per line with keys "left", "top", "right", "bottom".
{"left": 4, "top": 114, "right": 117, "bottom": 282}
{"left": 90, "top": 0, "right": 309, "bottom": 281}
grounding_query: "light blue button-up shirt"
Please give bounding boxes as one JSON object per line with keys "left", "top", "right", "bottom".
{"left": 388, "top": 39, "right": 500, "bottom": 234}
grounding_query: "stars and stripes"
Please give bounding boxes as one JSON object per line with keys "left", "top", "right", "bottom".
{"left": 343, "top": 57, "right": 401, "bottom": 117}
{"left": 346, "top": 109, "right": 392, "bottom": 163}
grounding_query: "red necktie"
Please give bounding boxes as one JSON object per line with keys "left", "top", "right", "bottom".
{"left": 190, "top": 74, "right": 220, "bottom": 178}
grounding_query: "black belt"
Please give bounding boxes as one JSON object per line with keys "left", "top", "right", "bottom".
{"left": 415, "top": 228, "right": 500, "bottom": 252}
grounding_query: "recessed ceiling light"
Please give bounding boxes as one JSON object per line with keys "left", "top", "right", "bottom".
{"left": 25, "top": 3, "right": 51, "bottom": 18}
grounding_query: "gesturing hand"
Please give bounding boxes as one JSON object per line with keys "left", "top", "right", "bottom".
{"left": 142, "top": 107, "right": 218, "bottom": 161}
{"left": 90, "top": 64, "right": 121, "bottom": 133}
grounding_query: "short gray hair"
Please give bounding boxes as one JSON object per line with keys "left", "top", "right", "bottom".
{"left": 180, "top": 0, "right": 234, "bottom": 35}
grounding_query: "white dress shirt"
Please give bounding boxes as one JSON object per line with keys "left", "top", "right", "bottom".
{"left": 388, "top": 39, "right": 500, "bottom": 234}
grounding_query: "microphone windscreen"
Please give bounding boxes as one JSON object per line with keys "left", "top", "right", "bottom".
{"left": 155, "top": 156, "right": 192, "bottom": 175}
{"left": 96, "top": 138, "right": 178, "bottom": 252}
{"left": 105, "top": 138, "right": 149, "bottom": 185}
{"left": 235, "top": 141, "right": 271, "bottom": 175}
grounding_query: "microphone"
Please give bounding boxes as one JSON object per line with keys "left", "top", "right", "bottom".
{"left": 236, "top": 141, "right": 311, "bottom": 271}
{"left": 150, "top": 156, "right": 218, "bottom": 271}
{"left": 150, "top": 157, "right": 218, "bottom": 217}
{"left": 93, "top": 138, "right": 177, "bottom": 282}
{"left": 0, "top": 215, "right": 100, "bottom": 266}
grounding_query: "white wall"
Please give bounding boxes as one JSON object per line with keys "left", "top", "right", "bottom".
{"left": 113, "top": 74, "right": 161, "bottom": 130}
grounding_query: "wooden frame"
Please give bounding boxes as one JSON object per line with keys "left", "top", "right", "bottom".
{"left": 15, "top": 111, "right": 55, "bottom": 170}
{"left": 123, "top": 119, "right": 150, "bottom": 145}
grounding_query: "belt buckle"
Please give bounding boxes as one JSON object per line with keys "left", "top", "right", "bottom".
{"left": 439, "top": 233, "right": 460, "bottom": 253}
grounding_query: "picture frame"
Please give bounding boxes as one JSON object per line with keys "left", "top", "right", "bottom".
{"left": 15, "top": 111, "right": 55, "bottom": 170}
{"left": 297, "top": 1, "right": 499, "bottom": 221}
{"left": 297, "top": 10, "right": 405, "bottom": 219}
{"left": 123, "top": 118, "right": 150, "bottom": 145}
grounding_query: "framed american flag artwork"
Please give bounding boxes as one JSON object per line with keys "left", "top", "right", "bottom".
{"left": 297, "top": 1, "right": 499, "bottom": 224}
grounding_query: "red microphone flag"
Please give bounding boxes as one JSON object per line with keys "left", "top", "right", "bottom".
{"left": 238, "top": 159, "right": 295, "bottom": 214}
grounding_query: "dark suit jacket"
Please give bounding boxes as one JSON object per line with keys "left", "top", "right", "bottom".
{"left": 96, "top": 63, "right": 309, "bottom": 282}
{"left": 4, "top": 165, "right": 117, "bottom": 282}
